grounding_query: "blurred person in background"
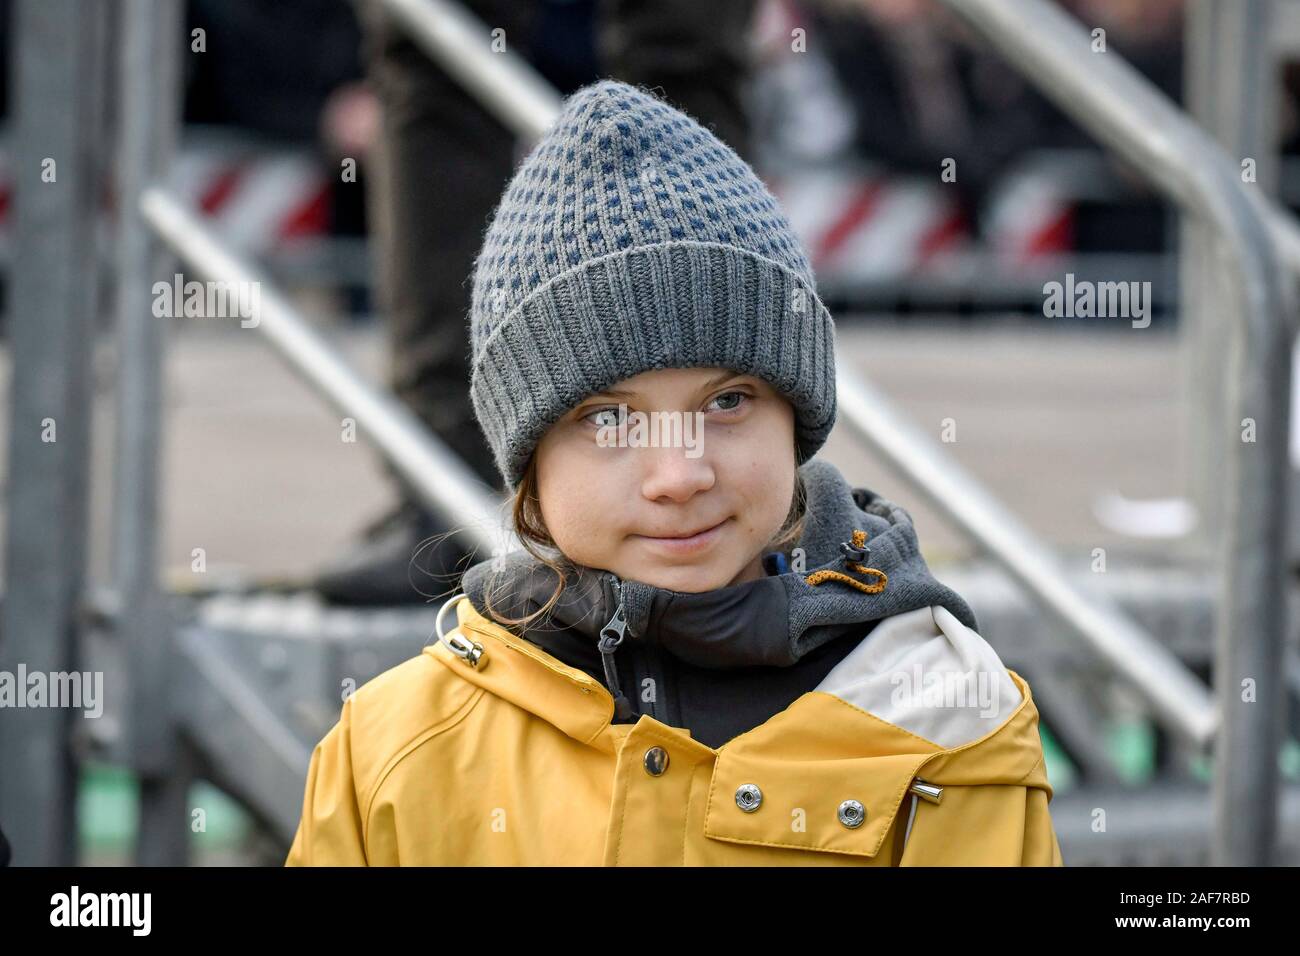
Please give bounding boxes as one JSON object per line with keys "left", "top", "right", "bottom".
{"left": 818, "top": 0, "right": 1063, "bottom": 212}
{"left": 184, "top": 0, "right": 372, "bottom": 309}
{"left": 1055, "top": 0, "right": 1185, "bottom": 254}
{"left": 313, "top": 0, "right": 758, "bottom": 604}
{"left": 185, "top": 0, "right": 366, "bottom": 143}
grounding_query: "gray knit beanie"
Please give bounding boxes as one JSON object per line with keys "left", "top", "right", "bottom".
{"left": 469, "top": 79, "right": 837, "bottom": 490}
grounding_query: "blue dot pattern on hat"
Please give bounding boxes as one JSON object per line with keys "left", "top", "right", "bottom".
{"left": 469, "top": 79, "right": 838, "bottom": 490}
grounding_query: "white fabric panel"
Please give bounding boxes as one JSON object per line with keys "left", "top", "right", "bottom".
{"left": 813, "top": 605, "right": 1022, "bottom": 749}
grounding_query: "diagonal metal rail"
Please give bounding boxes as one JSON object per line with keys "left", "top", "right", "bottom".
{"left": 140, "top": 188, "right": 507, "bottom": 560}
{"left": 837, "top": 367, "right": 1217, "bottom": 748}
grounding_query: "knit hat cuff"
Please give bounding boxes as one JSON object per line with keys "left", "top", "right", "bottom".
{"left": 470, "top": 240, "right": 837, "bottom": 489}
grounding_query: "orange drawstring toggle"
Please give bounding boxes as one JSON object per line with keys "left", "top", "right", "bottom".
{"left": 803, "top": 529, "right": 888, "bottom": 594}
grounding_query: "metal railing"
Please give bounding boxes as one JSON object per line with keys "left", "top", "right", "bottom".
{"left": 939, "top": 0, "right": 1294, "bottom": 871}
{"left": 0, "top": 0, "right": 108, "bottom": 866}
{"left": 836, "top": 369, "right": 1216, "bottom": 747}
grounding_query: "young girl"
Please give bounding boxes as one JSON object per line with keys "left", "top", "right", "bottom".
{"left": 286, "top": 80, "right": 1063, "bottom": 867}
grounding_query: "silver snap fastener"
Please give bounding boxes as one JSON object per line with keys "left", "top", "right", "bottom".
{"left": 735, "top": 783, "right": 763, "bottom": 812}
{"left": 643, "top": 747, "right": 669, "bottom": 776}
{"left": 838, "top": 799, "right": 866, "bottom": 828}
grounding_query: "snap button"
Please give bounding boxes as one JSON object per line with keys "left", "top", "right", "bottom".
{"left": 735, "top": 783, "right": 763, "bottom": 812}
{"left": 837, "top": 799, "right": 866, "bottom": 828}
{"left": 643, "top": 746, "right": 669, "bottom": 776}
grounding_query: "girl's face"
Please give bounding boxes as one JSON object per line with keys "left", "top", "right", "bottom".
{"left": 534, "top": 366, "right": 798, "bottom": 593}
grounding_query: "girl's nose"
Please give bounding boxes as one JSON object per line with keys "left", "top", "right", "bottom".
{"left": 638, "top": 444, "right": 716, "bottom": 503}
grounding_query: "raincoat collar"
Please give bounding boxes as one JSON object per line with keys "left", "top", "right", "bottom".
{"left": 430, "top": 597, "right": 619, "bottom": 750}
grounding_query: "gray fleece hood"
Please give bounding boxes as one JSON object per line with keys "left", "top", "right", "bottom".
{"left": 459, "top": 458, "right": 977, "bottom": 679}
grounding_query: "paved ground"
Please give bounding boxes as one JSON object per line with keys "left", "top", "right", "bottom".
{"left": 0, "top": 313, "right": 1207, "bottom": 587}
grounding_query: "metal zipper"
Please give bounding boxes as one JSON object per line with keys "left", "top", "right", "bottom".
{"left": 598, "top": 572, "right": 635, "bottom": 720}
{"left": 598, "top": 572, "right": 676, "bottom": 725}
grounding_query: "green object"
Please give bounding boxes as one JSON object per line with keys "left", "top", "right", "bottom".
{"left": 1106, "top": 717, "right": 1156, "bottom": 784}
{"left": 1037, "top": 714, "right": 1157, "bottom": 792}
{"left": 79, "top": 762, "right": 254, "bottom": 862}
{"left": 1039, "top": 722, "right": 1077, "bottom": 793}
{"left": 79, "top": 762, "right": 138, "bottom": 850}
{"left": 1280, "top": 737, "right": 1300, "bottom": 780}
{"left": 187, "top": 780, "right": 254, "bottom": 846}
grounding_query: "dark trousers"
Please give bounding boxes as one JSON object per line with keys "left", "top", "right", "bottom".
{"left": 359, "top": 0, "right": 756, "bottom": 497}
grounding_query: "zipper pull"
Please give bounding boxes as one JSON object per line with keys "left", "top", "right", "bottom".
{"left": 597, "top": 572, "right": 634, "bottom": 720}
{"left": 598, "top": 577, "right": 627, "bottom": 653}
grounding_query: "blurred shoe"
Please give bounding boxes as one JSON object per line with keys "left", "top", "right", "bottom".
{"left": 313, "top": 498, "right": 471, "bottom": 606}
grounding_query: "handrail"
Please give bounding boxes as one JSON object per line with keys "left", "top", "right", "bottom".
{"left": 938, "top": 0, "right": 1292, "bottom": 869}
{"left": 140, "top": 188, "right": 508, "bottom": 560}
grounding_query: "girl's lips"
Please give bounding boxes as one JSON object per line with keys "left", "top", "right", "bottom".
{"left": 633, "top": 518, "right": 730, "bottom": 554}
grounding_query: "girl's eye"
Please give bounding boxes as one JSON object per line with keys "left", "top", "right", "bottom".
{"left": 709, "top": 390, "right": 750, "bottom": 414}
{"left": 584, "top": 406, "right": 623, "bottom": 428}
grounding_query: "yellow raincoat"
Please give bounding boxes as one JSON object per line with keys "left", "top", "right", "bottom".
{"left": 286, "top": 593, "right": 1064, "bottom": 866}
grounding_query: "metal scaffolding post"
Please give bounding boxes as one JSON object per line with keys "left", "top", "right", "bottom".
{"left": 0, "top": 0, "right": 110, "bottom": 865}
{"left": 1180, "top": 0, "right": 1279, "bottom": 566}
{"left": 1179, "top": 0, "right": 1285, "bottom": 822}
{"left": 112, "top": 0, "right": 188, "bottom": 867}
